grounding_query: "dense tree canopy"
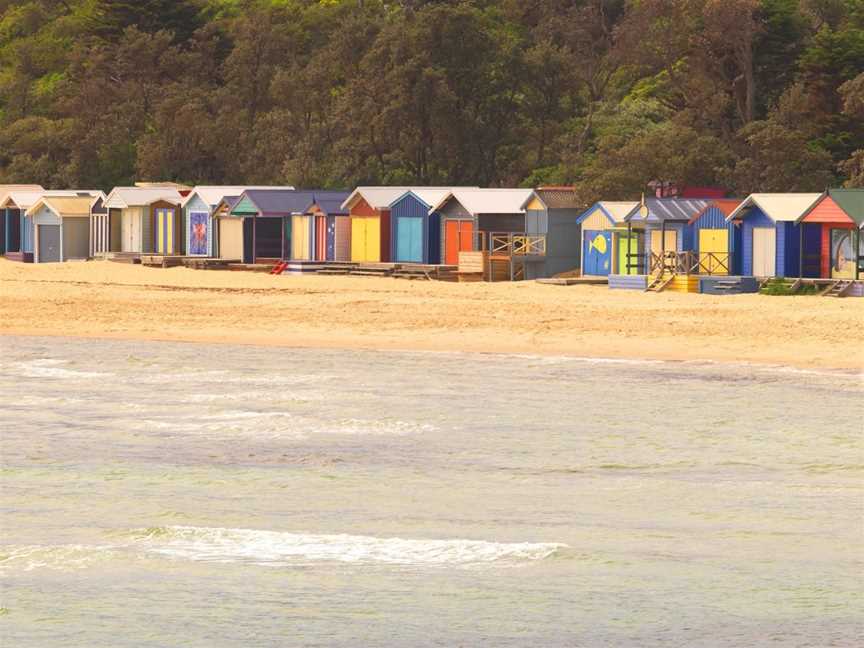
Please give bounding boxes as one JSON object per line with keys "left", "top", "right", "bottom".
{"left": 0, "top": 0, "right": 862, "bottom": 202}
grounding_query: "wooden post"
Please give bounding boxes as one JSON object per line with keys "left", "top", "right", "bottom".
{"left": 799, "top": 222, "right": 804, "bottom": 279}
{"left": 252, "top": 215, "right": 257, "bottom": 264}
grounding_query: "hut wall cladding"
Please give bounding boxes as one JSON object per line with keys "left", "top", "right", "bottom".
{"left": 741, "top": 208, "right": 776, "bottom": 277}
{"left": 478, "top": 213, "right": 525, "bottom": 233}
{"left": 546, "top": 208, "right": 582, "bottom": 275}
{"left": 185, "top": 194, "right": 213, "bottom": 257}
{"left": 63, "top": 217, "right": 90, "bottom": 260}
{"left": 691, "top": 207, "right": 739, "bottom": 272}
{"left": 667, "top": 275, "right": 700, "bottom": 293}
{"left": 334, "top": 216, "right": 351, "bottom": 261}
{"left": 439, "top": 198, "right": 475, "bottom": 264}
{"left": 149, "top": 200, "right": 181, "bottom": 255}
{"left": 391, "top": 194, "right": 439, "bottom": 264}
{"left": 32, "top": 204, "right": 60, "bottom": 263}
{"left": 608, "top": 274, "right": 648, "bottom": 290}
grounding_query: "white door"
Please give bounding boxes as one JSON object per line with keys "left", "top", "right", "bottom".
{"left": 121, "top": 210, "right": 133, "bottom": 252}
{"left": 752, "top": 227, "right": 776, "bottom": 277}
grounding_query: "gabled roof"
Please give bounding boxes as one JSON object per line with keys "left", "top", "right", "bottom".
{"left": 232, "top": 189, "right": 316, "bottom": 217}
{"left": 305, "top": 190, "right": 351, "bottom": 216}
{"left": 1, "top": 189, "right": 99, "bottom": 210}
{"left": 688, "top": 199, "right": 743, "bottom": 225}
{"left": 389, "top": 188, "right": 454, "bottom": 210}
{"left": 431, "top": 188, "right": 534, "bottom": 216}
{"left": 104, "top": 187, "right": 183, "bottom": 209}
{"left": 625, "top": 198, "right": 712, "bottom": 223}
{"left": 524, "top": 187, "right": 583, "bottom": 210}
{"left": 26, "top": 196, "right": 93, "bottom": 218}
{"left": 727, "top": 193, "right": 822, "bottom": 223}
{"left": 182, "top": 186, "right": 296, "bottom": 209}
{"left": 342, "top": 187, "right": 415, "bottom": 211}
{"left": 826, "top": 188, "right": 864, "bottom": 227}
{"left": 576, "top": 201, "right": 638, "bottom": 225}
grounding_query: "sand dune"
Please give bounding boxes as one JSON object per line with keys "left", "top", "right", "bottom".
{"left": 1, "top": 259, "right": 861, "bottom": 371}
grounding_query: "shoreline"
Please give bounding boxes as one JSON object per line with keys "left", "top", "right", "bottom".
{"left": 2, "top": 260, "right": 862, "bottom": 373}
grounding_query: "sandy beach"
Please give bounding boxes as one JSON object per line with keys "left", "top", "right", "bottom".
{"left": 1, "top": 259, "right": 861, "bottom": 371}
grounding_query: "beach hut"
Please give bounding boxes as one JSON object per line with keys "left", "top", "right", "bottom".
{"left": 521, "top": 187, "right": 584, "bottom": 278}
{"left": 227, "top": 189, "right": 316, "bottom": 264}
{"left": 303, "top": 191, "right": 351, "bottom": 262}
{"left": 101, "top": 187, "right": 184, "bottom": 257}
{"left": 797, "top": 188, "right": 863, "bottom": 283}
{"left": 688, "top": 199, "right": 743, "bottom": 276}
{"left": 182, "top": 186, "right": 295, "bottom": 258}
{"left": 726, "top": 194, "right": 822, "bottom": 278}
{"left": 0, "top": 185, "right": 43, "bottom": 255}
{"left": 26, "top": 196, "right": 98, "bottom": 263}
{"left": 574, "top": 202, "right": 638, "bottom": 276}
{"left": 431, "top": 188, "right": 534, "bottom": 259}
{"left": 1, "top": 189, "right": 94, "bottom": 262}
{"left": 623, "top": 198, "right": 709, "bottom": 274}
{"left": 388, "top": 189, "right": 453, "bottom": 264}
{"left": 340, "top": 187, "right": 410, "bottom": 263}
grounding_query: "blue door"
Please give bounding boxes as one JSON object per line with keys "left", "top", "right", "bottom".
{"left": 582, "top": 230, "right": 612, "bottom": 276}
{"left": 189, "top": 212, "right": 209, "bottom": 256}
{"left": 397, "top": 217, "right": 423, "bottom": 263}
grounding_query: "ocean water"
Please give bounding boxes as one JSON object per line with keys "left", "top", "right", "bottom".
{"left": 1, "top": 336, "right": 861, "bottom": 647}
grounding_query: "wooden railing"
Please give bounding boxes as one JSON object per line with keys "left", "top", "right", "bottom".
{"left": 647, "top": 251, "right": 731, "bottom": 276}
{"left": 487, "top": 232, "right": 546, "bottom": 257}
{"left": 697, "top": 252, "right": 730, "bottom": 275}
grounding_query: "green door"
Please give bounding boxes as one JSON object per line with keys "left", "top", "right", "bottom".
{"left": 617, "top": 234, "right": 639, "bottom": 275}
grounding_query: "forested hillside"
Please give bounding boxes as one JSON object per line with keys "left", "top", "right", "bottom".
{"left": 1, "top": 0, "right": 862, "bottom": 200}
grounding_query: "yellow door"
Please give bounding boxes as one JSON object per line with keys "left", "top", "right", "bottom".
{"left": 351, "top": 218, "right": 367, "bottom": 262}
{"left": 650, "top": 229, "right": 677, "bottom": 256}
{"left": 698, "top": 229, "right": 729, "bottom": 275}
{"left": 351, "top": 218, "right": 381, "bottom": 262}
{"left": 292, "top": 215, "right": 311, "bottom": 260}
{"left": 365, "top": 217, "right": 380, "bottom": 262}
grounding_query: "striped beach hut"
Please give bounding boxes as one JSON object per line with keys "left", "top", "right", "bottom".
{"left": 726, "top": 194, "right": 822, "bottom": 278}
{"left": 304, "top": 191, "right": 352, "bottom": 262}
{"left": 797, "top": 188, "right": 863, "bottom": 282}
{"left": 26, "top": 195, "right": 99, "bottom": 263}
{"left": 521, "top": 187, "right": 584, "bottom": 278}
{"left": 182, "top": 186, "right": 295, "bottom": 258}
{"left": 574, "top": 202, "right": 638, "bottom": 276}
{"left": 623, "top": 198, "right": 709, "bottom": 275}
{"left": 101, "top": 187, "right": 184, "bottom": 257}
{"left": 688, "top": 199, "right": 743, "bottom": 275}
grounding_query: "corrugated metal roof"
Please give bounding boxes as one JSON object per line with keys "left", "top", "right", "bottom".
{"left": 597, "top": 201, "right": 639, "bottom": 223}
{"left": 104, "top": 187, "right": 183, "bottom": 209}
{"left": 2, "top": 189, "right": 99, "bottom": 209}
{"left": 688, "top": 199, "right": 743, "bottom": 225}
{"left": 626, "top": 198, "right": 712, "bottom": 223}
{"left": 432, "top": 188, "right": 534, "bottom": 216}
{"left": 827, "top": 188, "right": 864, "bottom": 227}
{"left": 307, "top": 190, "right": 352, "bottom": 216}
{"left": 727, "top": 193, "right": 822, "bottom": 223}
{"left": 239, "top": 189, "right": 316, "bottom": 216}
{"left": 182, "top": 186, "right": 296, "bottom": 209}
{"left": 27, "top": 196, "right": 93, "bottom": 217}
{"left": 343, "top": 187, "right": 478, "bottom": 211}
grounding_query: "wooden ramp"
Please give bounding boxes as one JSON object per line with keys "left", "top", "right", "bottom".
{"left": 645, "top": 273, "right": 674, "bottom": 292}
{"left": 822, "top": 280, "right": 854, "bottom": 297}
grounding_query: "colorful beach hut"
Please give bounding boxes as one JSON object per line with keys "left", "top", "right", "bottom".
{"left": 101, "top": 187, "right": 184, "bottom": 257}
{"left": 2, "top": 189, "right": 95, "bottom": 262}
{"left": 0, "top": 185, "right": 43, "bottom": 255}
{"left": 431, "top": 188, "right": 534, "bottom": 262}
{"left": 26, "top": 195, "right": 97, "bottom": 263}
{"left": 303, "top": 191, "right": 351, "bottom": 262}
{"left": 521, "top": 187, "right": 584, "bottom": 278}
{"left": 340, "top": 187, "right": 408, "bottom": 263}
{"left": 226, "top": 189, "right": 315, "bottom": 264}
{"left": 574, "top": 202, "right": 638, "bottom": 276}
{"left": 182, "top": 186, "right": 295, "bottom": 257}
{"left": 388, "top": 189, "right": 453, "bottom": 264}
{"left": 726, "top": 194, "right": 822, "bottom": 278}
{"left": 687, "top": 199, "right": 743, "bottom": 276}
{"left": 797, "top": 188, "right": 863, "bottom": 282}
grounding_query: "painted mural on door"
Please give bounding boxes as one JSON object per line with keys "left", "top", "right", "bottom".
{"left": 189, "top": 212, "right": 209, "bottom": 256}
{"left": 582, "top": 230, "right": 612, "bottom": 276}
{"left": 831, "top": 228, "right": 855, "bottom": 279}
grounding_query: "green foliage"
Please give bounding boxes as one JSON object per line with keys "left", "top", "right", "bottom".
{"left": 0, "top": 0, "right": 860, "bottom": 195}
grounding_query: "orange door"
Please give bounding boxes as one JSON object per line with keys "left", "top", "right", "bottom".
{"left": 315, "top": 216, "right": 327, "bottom": 260}
{"left": 445, "top": 220, "right": 473, "bottom": 265}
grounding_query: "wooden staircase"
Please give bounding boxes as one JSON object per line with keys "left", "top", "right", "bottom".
{"left": 821, "top": 280, "right": 853, "bottom": 298}
{"left": 645, "top": 272, "right": 674, "bottom": 292}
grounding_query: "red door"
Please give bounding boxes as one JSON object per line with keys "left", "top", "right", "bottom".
{"left": 445, "top": 220, "right": 474, "bottom": 265}
{"left": 315, "top": 215, "right": 327, "bottom": 261}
